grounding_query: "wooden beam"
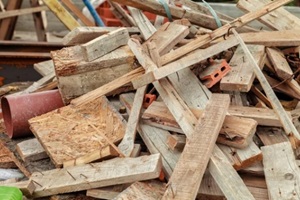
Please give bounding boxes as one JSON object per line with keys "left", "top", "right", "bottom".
{"left": 131, "top": 36, "right": 239, "bottom": 89}
{"left": 33, "top": 59, "right": 54, "bottom": 76}
{"left": 262, "top": 142, "right": 300, "bottom": 199}
{"left": 107, "top": 1, "right": 136, "bottom": 27}
{"left": 62, "top": 27, "right": 139, "bottom": 45}
{"left": 81, "top": 28, "right": 130, "bottom": 62}
{"left": 232, "top": 29, "right": 300, "bottom": 144}
{"left": 162, "top": 94, "right": 230, "bottom": 200}
{"left": 0, "top": 6, "right": 48, "bottom": 20}
{"left": 115, "top": 181, "right": 165, "bottom": 199}
{"left": 87, "top": 185, "right": 127, "bottom": 199}
{"left": 266, "top": 47, "right": 293, "bottom": 80}
{"left": 30, "top": 154, "right": 162, "bottom": 198}
{"left": 237, "top": 0, "right": 300, "bottom": 31}
{"left": 16, "top": 138, "right": 48, "bottom": 162}
{"left": 167, "top": 134, "right": 186, "bottom": 151}
{"left": 61, "top": 0, "right": 95, "bottom": 26}
{"left": 0, "top": 180, "right": 36, "bottom": 197}
{"left": 42, "top": 0, "right": 80, "bottom": 30}
{"left": 31, "top": 0, "right": 48, "bottom": 42}
{"left": 220, "top": 45, "right": 265, "bottom": 92}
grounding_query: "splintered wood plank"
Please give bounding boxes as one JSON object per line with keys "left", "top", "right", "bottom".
{"left": 266, "top": 48, "right": 293, "bottom": 80}
{"left": 237, "top": 0, "right": 300, "bottom": 31}
{"left": 118, "top": 86, "right": 147, "bottom": 157}
{"left": 0, "top": 140, "right": 31, "bottom": 177}
{"left": 16, "top": 138, "right": 48, "bottom": 162}
{"left": 143, "top": 101, "right": 257, "bottom": 149}
{"left": 114, "top": 181, "right": 165, "bottom": 200}
{"left": 71, "top": 67, "right": 144, "bottom": 107}
{"left": 262, "top": 142, "right": 300, "bottom": 199}
{"left": 30, "top": 154, "right": 162, "bottom": 198}
{"left": 61, "top": 0, "right": 94, "bottom": 26}
{"left": 162, "top": 94, "right": 230, "bottom": 200}
{"left": 87, "top": 185, "right": 128, "bottom": 199}
{"left": 131, "top": 36, "right": 239, "bottom": 89}
{"left": 62, "top": 27, "right": 139, "bottom": 45}
{"left": 240, "top": 30, "right": 300, "bottom": 46}
{"left": 220, "top": 45, "right": 265, "bottom": 92}
{"left": 81, "top": 28, "right": 130, "bottom": 62}
{"left": 29, "top": 96, "right": 126, "bottom": 167}
{"left": 232, "top": 29, "right": 300, "bottom": 145}
{"left": 209, "top": 147, "right": 255, "bottom": 200}
{"left": 42, "top": 0, "right": 80, "bottom": 30}
{"left": 218, "top": 141, "right": 262, "bottom": 170}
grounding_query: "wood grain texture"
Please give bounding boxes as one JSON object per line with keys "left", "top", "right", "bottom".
{"left": 162, "top": 94, "right": 230, "bottom": 200}
{"left": 16, "top": 138, "right": 48, "bottom": 162}
{"left": 81, "top": 28, "right": 130, "bottom": 62}
{"left": 29, "top": 96, "right": 126, "bottom": 167}
{"left": 220, "top": 45, "right": 265, "bottom": 92}
{"left": 30, "top": 154, "right": 162, "bottom": 198}
{"left": 262, "top": 142, "right": 300, "bottom": 199}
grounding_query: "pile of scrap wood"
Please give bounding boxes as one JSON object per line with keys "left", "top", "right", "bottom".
{"left": 2, "top": 0, "right": 300, "bottom": 199}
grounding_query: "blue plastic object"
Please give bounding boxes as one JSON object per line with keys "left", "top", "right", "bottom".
{"left": 158, "top": 0, "right": 173, "bottom": 22}
{"left": 82, "top": 0, "right": 105, "bottom": 27}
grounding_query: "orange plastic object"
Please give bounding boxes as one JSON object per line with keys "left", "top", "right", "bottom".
{"left": 143, "top": 94, "right": 157, "bottom": 109}
{"left": 199, "top": 59, "right": 231, "bottom": 88}
{"left": 159, "top": 170, "right": 165, "bottom": 181}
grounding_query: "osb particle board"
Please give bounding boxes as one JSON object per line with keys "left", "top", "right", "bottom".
{"left": 29, "top": 96, "right": 126, "bottom": 168}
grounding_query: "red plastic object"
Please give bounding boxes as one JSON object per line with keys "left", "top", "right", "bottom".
{"left": 199, "top": 59, "right": 231, "bottom": 88}
{"left": 1, "top": 90, "right": 64, "bottom": 138}
{"left": 143, "top": 94, "right": 157, "bottom": 109}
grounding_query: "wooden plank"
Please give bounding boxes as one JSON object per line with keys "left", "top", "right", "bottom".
{"left": 162, "top": 94, "right": 230, "bottom": 200}
{"left": 232, "top": 29, "right": 300, "bottom": 145}
{"left": 209, "top": 146, "right": 255, "bottom": 200}
{"left": 29, "top": 96, "right": 126, "bottom": 167}
{"left": 118, "top": 86, "right": 146, "bottom": 157}
{"left": 87, "top": 185, "right": 127, "bottom": 200}
{"left": 0, "top": 6, "right": 48, "bottom": 20}
{"left": 267, "top": 47, "right": 293, "bottom": 80}
{"left": 31, "top": 0, "right": 48, "bottom": 42}
{"left": 218, "top": 141, "right": 262, "bottom": 170}
{"left": 131, "top": 36, "right": 239, "bottom": 89}
{"left": 42, "top": 0, "right": 80, "bottom": 30}
{"left": 19, "top": 72, "right": 55, "bottom": 94}
{"left": 0, "top": 180, "right": 36, "bottom": 197}
{"left": 114, "top": 181, "right": 165, "bottom": 200}
{"left": 220, "top": 45, "right": 265, "bottom": 92}
{"left": 30, "top": 154, "right": 162, "bottom": 198}
{"left": 0, "top": 0, "right": 22, "bottom": 40}
{"left": 62, "top": 27, "right": 139, "bottom": 45}
{"left": 71, "top": 67, "right": 144, "bottom": 106}
{"left": 256, "top": 126, "right": 289, "bottom": 146}
{"left": 16, "top": 138, "right": 48, "bottom": 162}
{"left": 107, "top": 1, "right": 135, "bottom": 27}
{"left": 167, "top": 134, "right": 186, "bottom": 151}
{"left": 81, "top": 28, "right": 130, "bottom": 62}
{"left": 237, "top": 0, "right": 300, "bottom": 31}
{"left": 33, "top": 59, "right": 55, "bottom": 76}
{"left": 262, "top": 142, "right": 300, "bottom": 199}
{"left": 61, "top": 0, "right": 95, "bottom": 26}
{"left": 240, "top": 30, "right": 300, "bottom": 47}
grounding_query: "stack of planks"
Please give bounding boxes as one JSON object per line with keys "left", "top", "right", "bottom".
{"left": 2, "top": 0, "right": 300, "bottom": 199}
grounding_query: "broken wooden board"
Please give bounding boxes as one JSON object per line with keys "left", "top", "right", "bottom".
{"left": 266, "top": 47, "right": 293, "bottom": 80}
{"left": 87, "top": 185, "right": 128, "bottom": 200}
{"left": 237, "top": 0, "right": 300, "bottom": 31}
{"left": 33, "top": 59, "right": 55, "bottom": 76}
{"left": 63, "top": 27, "right": 140, "bottom": 45}
{"left": 30, "top": 154, "right": 162, "bottom": 198}
{"left": 220, "top": 45, "right": 265, "bottom": 92}
{"left": 262, "top": 142, "right": 300, "bottom": 199}
{"left": 29, "top": 96, "right": 126, "bottom": 167}
{"left": 142, "top": 101, "right": 257, "bottom": 149}
{"left": 42, "top": 0, "right": 80, "bottom": 30}
{"left": 51, "top": 45, "right": 135, "bottom": 104}
{"left": 114, "top": 181, "right": 165, "bottom": 200}
{"left": 162, "top": 94, "right": 230, "bottom": 200}
{"left": 218, "top": 141, "right": 262, "bottom": 170}
{"left": 16, "top": 138, "right": 48, "bottom": 162}
{"left": 0, "top": 140, "right": 30, "bottom": 177}
{"left": 81, "top": 28, "right": 130, "bottom": 62}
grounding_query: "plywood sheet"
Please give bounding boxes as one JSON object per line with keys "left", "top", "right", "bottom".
{"left": 29, "top": 96, "right": 126, "bottom": 167}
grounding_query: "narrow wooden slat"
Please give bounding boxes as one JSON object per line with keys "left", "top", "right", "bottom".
{"left": 0, "top": 6, "right": 48, "bottom": 20}
{"left": 31, "top": 0, "right": 48, "bottom": 42}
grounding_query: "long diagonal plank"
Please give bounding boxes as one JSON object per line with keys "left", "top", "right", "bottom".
{"left": 232, "top": 29, "right": 300, "bottom": 143}
{"left": 30, "top": 154, "right": 162, "bottom": 198}
{"left": 162, "top": 94, "right": 229, "bottom": 200}
{"left": 262, "top": 142, "right": 300, "bottom": 199}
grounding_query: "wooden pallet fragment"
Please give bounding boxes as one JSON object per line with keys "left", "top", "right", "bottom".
{"left": 30, "top": 154, "right": 162, "bottom": 198}
{"left": 29, "top": 96, "right": 126, "bottom": 167}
